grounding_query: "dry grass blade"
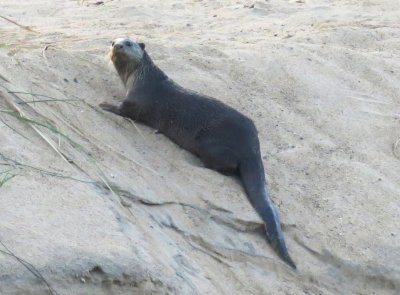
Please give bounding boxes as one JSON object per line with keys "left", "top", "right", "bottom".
{"left": 0, "top": 117, "right": 31, "bottom": 141}
{"left": 85, "top": 156, "right": 121, "bottom": 200}
{"left": 394, "top": 137, "right": 400, "bottom": 159}
{"left": 42, "top": 43, "right": 108, "bottom": 70}
{"left": 128, "top": 118, "right": 147, "bottom": 142}
{"left": 8, "top": 91, "right": 76, "bottom": 101}
{"left": 2, "top": 89, "right": 132, "bottom": 192}
{"left": 0, "top": 15, "right": 37, "bottom": 33}
{"left": 1, "top": 110, "right": 82, "bottom": 149}
{"left": 0, "top": 153, "right": 94, "bottom": 184}
{"left": 42, "top": 45, "right": 53, "bottom": 67}
{"left": 0, "top": 172, "right": 16, "bottom": 187}
{"left": 0, "top": 240, "right": 58, "bottom": 295}
{"left": 61, "top": 106, "right": 162, "bottom": 177}
{"left": 8, "top": 91, "right": 82, "bottom": 107}
{"left": 17, "top": 99, "right": 81, "bottom": 104}
{"left": 0, "top": 90, "right": 74, "bottom": 168}
{"left": 0, "top": 73, "right": 10, "bottom": 83}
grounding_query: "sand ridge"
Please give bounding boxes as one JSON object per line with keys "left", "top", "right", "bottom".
{"left": 0, "top": 0, "right": 399, "bottom": 294}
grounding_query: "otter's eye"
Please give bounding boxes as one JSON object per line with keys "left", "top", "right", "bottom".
{"left": 124, "top": 41, "right": 132, "bottom": 47}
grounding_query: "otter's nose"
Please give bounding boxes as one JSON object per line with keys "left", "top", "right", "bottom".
{"left": 111, "top": 38, "right": 135, "bottom": 50}
{"left": 111, "top": 40, "right": 123, "bottom": 49}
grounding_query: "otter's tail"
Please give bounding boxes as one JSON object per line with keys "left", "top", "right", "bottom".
{"left": 239, "top": 155, "right": 296, "bottom": 269}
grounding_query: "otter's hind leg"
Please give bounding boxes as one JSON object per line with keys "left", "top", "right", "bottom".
{"left": 198, "top": 143, "right": 239, "bottom": 175}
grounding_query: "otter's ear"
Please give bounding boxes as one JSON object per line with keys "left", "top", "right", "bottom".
{"left": 138, "top": 42, "right": 145, "bottom": 50}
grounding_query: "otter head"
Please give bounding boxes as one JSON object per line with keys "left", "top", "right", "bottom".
{"left": 109, "top": 37, "right": 146, "bottom": 86}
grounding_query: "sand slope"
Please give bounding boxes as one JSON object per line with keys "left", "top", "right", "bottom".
{"left": 0, "top": 0, "right": 399, "bottom": 294}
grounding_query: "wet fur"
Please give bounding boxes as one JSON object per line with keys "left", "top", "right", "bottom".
{"left": 101, "top": 39, "right": 296, "bottom": 269}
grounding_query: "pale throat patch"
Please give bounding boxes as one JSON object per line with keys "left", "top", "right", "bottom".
{"left": 109, "top": 37, "right": 145, "bottom": 87}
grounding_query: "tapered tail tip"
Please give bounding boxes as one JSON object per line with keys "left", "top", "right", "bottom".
{"left": 283, "top": 254, "right": 297, "bottom": 270}
{"left": 264, "top": 207, "right": 297, "bottom": 270}
{"left": 268, "top": 232, "right": 297, "bottom": 270}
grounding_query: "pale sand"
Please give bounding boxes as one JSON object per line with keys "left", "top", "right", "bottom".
{"left": 0, "top": 0, "right": 399, "bottom": 294}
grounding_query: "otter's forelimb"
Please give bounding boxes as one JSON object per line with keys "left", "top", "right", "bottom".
{"left": 99, "top": 102, "right": 121, "bottom": 115}
{"left": 100, "top": 100, "right": 142, "bottom": 121}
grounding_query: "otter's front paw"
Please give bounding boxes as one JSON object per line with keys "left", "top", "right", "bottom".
{"left": 99, "top": 102, "right": 120, "bottom": 114}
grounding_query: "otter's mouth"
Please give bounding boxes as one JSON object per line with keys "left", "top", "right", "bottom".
{"left": 108, "top": 46, "right": 127, "bottom": 63}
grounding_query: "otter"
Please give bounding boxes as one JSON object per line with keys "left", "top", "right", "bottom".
{"left": 100, "top": 37, "right": 296, "bottom": 269}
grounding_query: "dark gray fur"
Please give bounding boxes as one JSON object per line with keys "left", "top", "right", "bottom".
{"left": 101, "top": 41, "right": 296, "bottom": 269}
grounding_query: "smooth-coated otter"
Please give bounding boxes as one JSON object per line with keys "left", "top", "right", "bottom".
{"left": 100, "top": 37, "right": 296, "bottom": 269}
